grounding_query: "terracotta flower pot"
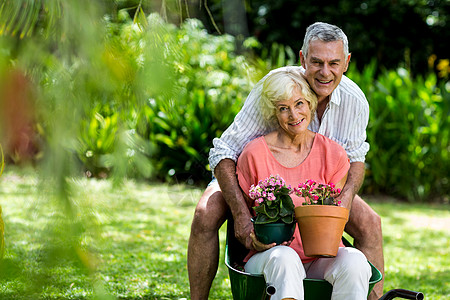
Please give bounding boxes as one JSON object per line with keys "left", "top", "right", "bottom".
{"left": 252, "top": 219, "right": 296, "bottom": 245}
{"left": 294, "top": 205, "right": 349, "bottom": 258}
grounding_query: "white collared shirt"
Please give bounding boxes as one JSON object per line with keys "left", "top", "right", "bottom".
{"left": 208, "top": 66, "right": 370, "bottom": 173}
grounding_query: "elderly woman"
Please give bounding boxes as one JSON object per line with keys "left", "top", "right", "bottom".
{"left": 236, "top": 69, "right": 371, "bottom": 300}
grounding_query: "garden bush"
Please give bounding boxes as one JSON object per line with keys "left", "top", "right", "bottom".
{"left": 1, "top": 3, "right": 447, "bottom": 201}
{"left": 347, "top": 63, "right": 449, "bottom": 201}
{"left": 135, "top": 17, "right": 258, "bottom": 185}
{"left": 75, "top": 14, "right": 449, "bottom": 200}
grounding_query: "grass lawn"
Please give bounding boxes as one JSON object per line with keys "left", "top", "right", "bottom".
{"left": 0, "top": 169, "right": 448, "bottom": 299}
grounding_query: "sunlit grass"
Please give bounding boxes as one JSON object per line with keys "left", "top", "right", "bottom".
{"left": 0, "top": 170, "right": 448, "bottom": 299}
{"left": 367, "top": 198, "right": 450, "bottom": 299}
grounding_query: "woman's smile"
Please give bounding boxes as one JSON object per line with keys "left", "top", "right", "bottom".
{"left": 289, "top": 119, "right": 305, "bottom": 126}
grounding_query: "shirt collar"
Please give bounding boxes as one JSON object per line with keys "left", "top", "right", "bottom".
{"left": 329, "top": 85, "right": 341, "bottom": 106}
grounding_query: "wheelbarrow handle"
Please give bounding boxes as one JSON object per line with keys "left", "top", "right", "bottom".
{"left": 379, "top": 289, "right": 424, "bottom": 300}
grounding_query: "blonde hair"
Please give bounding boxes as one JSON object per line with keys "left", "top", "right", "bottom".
{"left": 260, "top": 69, "right": 318, "bottom": 124}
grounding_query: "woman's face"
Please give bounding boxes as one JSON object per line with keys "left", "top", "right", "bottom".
{"left": 275, "top": 87, "right": 311, "bottom": 137}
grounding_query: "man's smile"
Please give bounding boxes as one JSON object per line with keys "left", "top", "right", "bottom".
{"left": 317, "top": 78, "right": 333, "bottom": 84}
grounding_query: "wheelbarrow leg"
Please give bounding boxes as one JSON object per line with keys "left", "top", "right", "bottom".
{"left": 378, "top": 289, "right": 424, "bottom": 300}
{"left": 262, "top": 283, "right": 276, "bottom": 300}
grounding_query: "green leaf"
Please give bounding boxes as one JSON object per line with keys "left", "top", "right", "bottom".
{"left": 265, "top": 206, "right": 279, "bottom": 218}
{"left": 281, "top": 215, "right": 294, "bottom": 224}
{"left": 253, "top": 204, "right": 279, "bottom": 219}
{"left": 280, "top": 195, "right": 295, "bottom": 217}
{"left": 154, "top": 133, "right": 175, "bottom": 148}
{"left": 254, "top": 213, "right": 278, "bottom": 225}
{"left": 279, "top": 186, "right": 291, "bottom": 195}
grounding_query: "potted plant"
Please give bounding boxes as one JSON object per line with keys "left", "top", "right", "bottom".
{"left": 249, "top": 175, "right": 296, "bottom": 245}
{"left": 294, "top": 180, "right": 349, "bottom": 257}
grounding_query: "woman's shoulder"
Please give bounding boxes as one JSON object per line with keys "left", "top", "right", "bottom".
{"left": 241, "top": 136, "right": 267, "bottom": 155}
{"left": 314, "top": 134, "right": 347, "bottom": 155}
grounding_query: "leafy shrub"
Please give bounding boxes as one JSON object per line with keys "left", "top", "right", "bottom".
{"left": 21, "top": 5, "right": 446, "bottom": 201}
{"left": 347, "top": 63, "right": 449, "bottom": 201}
{"left": 134, "top": 17, "right": 258, "bottom": 185}
{"left": 77, "top": 14, "right": 299, "bottom": 185}
{"left": 77, "top": 105, "right": 155, "bottom": 179}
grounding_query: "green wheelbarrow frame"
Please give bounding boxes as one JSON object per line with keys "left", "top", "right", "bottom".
{"left": 225, "top": 219, "right": 382, "bottom": 300}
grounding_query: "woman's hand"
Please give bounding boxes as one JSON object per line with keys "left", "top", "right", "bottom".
{"left": 280, "top": 235, "right": 295, "bottom": 247}
{"left": 249, "top": 231, "right": 295, "bottom": 252}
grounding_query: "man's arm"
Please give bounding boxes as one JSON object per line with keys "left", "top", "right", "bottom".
{"left": 214, "top": 158, "right": 254, "bottom": 249}
{"left": 336, "top": 161, "right": 365, "bottom": 211}
{"left": 335, "top": 83, "right": 369, "bottom": 210}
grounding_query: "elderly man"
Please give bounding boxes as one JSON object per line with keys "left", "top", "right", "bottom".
{"left": 188, "top": 22, "right": 384, "bottom": 300}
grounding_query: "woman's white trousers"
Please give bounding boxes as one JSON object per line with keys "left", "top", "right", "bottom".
{"left": 245, "top": 246, "right": 371, "bottom": 300}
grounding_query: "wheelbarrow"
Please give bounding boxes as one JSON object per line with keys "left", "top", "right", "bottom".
{"left": 225, "top": 218, "right": 424, "bottom": 300}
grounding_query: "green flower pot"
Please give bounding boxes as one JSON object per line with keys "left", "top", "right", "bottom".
{"left": 252, "top": 219, "right": 296, "bottom": 245}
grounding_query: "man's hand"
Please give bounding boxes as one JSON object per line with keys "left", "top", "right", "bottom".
{"left": 336, "top": 162, "right": 365, "bottom": 211}
{"left": 249, "top": 232, "right": 276, "bottom": 252}
{"left": 335, "top": 189, "right": 354, "bottom": 210}
{"left": 234, "top": 217, "right": 254, "bottom": 250}
{"left": 249, "top": 231, "right": 295, "bottom": 252}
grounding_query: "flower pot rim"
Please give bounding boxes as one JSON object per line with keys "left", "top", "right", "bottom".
{"left": 294, "top": 205, "right": 349, "bottom": 219}
{"left": 251, "top": 217, "right": 296, "bottom": 226}
{"left": 294, "top": 205, "right": 349, "bottom": 210}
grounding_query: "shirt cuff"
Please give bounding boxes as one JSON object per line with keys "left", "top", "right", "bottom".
{"left": 209, "top": 154, "right": 238, "bottom": 175}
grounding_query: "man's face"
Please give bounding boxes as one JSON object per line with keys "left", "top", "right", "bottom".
{"left": 300, "top": 40, "right": 351, "bottom": 101}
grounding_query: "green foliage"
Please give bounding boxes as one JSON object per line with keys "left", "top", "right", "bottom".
{"left": 77, "top": 105, "right": 155, "bottom": 179}
{"left": 134, "top": 18, "right": 257, "bottom": 184}
{"left": 0, "top": 144, "right": 4, "bottom": 177}
{"left": 0, "top": 0, "right": 447, "bottom": 202}
{"left": 0, "top": 3, "right": 169, "bottom": 299}
{"left": 78, "top": 107, "right": 118, "bottom": 177}
{"left": 252, "top": 187, "right": 295, "bottom": 225}
{"left": 244, "top": 38, "right": 297, "bottom": 79}
{"left": 347, "top": 63, "right": 450, "bottom": 201}
{"left": 203, "top": 0, "right": 449, "bottom": 76}
{"left": 60, "top": 13, "right": 258, "bottom": 184}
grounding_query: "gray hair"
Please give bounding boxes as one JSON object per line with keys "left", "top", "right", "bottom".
{"left": 301, "top": 22, "right": 349, "bottom": 60}
{"left": 260, "top": 68, "right": 318, "bottom": 125}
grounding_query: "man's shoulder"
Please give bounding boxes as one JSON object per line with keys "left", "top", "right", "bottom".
{"left": 338, "top": 74, "right": 368, "bottom": 104}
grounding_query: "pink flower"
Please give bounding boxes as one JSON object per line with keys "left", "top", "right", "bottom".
{"left": 294, "top": 179, "right": 342, "bottom": 206}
